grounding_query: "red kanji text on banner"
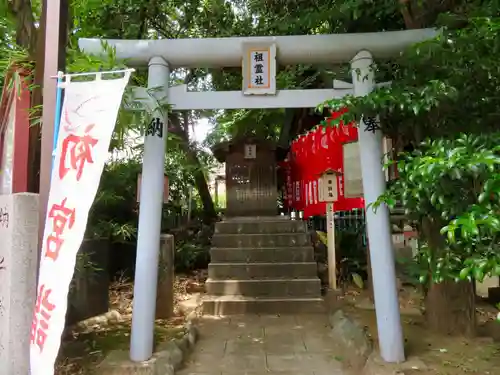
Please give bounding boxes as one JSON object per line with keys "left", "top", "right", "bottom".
{"left": 30, "top": 71, "right": 132, "bottom": 375}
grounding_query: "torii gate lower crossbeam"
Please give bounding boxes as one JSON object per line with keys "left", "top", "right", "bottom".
{"left": 128, "top": 80, "right": 391, "bottom": 111}
{"left": 78, "top": 29, "right": 438, "bottom": 365}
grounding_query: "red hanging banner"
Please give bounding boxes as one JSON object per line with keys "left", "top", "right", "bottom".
{"left": 287, "top": 108, "right": 366, "bottom": 215}
{"left": 290, "top": 140, "right": 299, "bottom": 210}
{"left": 302, "top": 132, "right": 312, "bottom": 218}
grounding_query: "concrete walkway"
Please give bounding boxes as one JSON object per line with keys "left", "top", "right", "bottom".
{"left": 178, "top": 314, "right": 346, "bottom": 375}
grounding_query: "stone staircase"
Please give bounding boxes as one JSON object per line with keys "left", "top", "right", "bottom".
{"left": 203, "top": 216, "right": 324, "bottom": 315}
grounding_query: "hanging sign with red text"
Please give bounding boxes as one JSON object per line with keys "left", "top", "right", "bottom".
{"left": 30, "top": 71, "right": 131, "bottom": 375}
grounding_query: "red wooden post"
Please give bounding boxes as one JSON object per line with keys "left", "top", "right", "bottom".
{"left": 0, "top": 68, "right": 31, "bottom": 193}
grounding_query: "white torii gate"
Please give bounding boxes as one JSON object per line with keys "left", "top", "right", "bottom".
{"left": 79, "top": 28, "right": 437, "bottom": 364}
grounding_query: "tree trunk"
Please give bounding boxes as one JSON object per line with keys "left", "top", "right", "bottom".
{"left": 399, "top": 0, "right": 461, "bottom": 30}
{"left": 421, "top": 217, "right": 476, "bottom": 336}
{"left": 186, "top": 148, "right": 217, "bottom": 222}
{"left": 8, "top": 0, "right": 37, "bottom": 54}
{"left": 425, "top": 279, "right": 476, "bottom": 336}
{"left": 169, "top": 116, "right": 217, "bottom": 222}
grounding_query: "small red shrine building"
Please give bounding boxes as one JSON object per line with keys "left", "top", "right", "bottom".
{"left": 279, "top": 109, "right": 396, "bottom": 218}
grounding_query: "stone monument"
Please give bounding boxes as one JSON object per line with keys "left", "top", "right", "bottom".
{"left": 0, "top": 193, "right": 39, "bottom": 375}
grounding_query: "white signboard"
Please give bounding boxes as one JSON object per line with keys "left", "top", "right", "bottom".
{"left": 343, "top": 141, "right": 363, "bottom": 198}
{"left": 319, "top": 173, "right": 338, "bottom": 203}
{"left": 244, "top": 144, "right": 256, "bottom": 159}
{"left": 30, "top": 71, "right": 131, "bottom": 375}
{"left": 242, "top": 42, "right": 277, "bottom": 95}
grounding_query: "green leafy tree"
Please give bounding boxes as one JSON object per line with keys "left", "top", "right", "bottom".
{"left": 2, "top": 0, "right": 224, "bottom": 219}
{"left": 375, "top": 134, "right": 500, "bottom": 335}
{"left": 321, "top": 5, "right": 500, "bottom": 141}
{"left": 321, "top": 1, "right": 500, "bottom": 335}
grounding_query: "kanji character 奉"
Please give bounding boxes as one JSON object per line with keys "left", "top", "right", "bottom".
{"left": 363, "top": 116, "right": 381, "bottom": 133}
{"left": 59, "top": 124, "right": 99, "bottom": 181}
{"left": 45, "top": 198, "right": 76, "bottom": 261}
{"left": 31, "top": 284, "right": 56, "bottom": 352}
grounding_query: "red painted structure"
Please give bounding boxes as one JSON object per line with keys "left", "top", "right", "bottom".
{"left": 0, "top": 68, "right": 31, "bottom": 194}
{"left": 281, "top": 109, "right": 364, "bottom": 218}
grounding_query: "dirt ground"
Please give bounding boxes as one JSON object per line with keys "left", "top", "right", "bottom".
{"left": 339, "top": 286, "right": 500, "bottom": 375}
{"left": 56, "top": 273, "right": 500, "bottom": 375}
{"left": 55, "top": 272, "right": 206, "bottom": 375}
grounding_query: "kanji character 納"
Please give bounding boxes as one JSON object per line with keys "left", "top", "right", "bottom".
{"left": 59, "top": 124, "right": 99, "bottom": 181}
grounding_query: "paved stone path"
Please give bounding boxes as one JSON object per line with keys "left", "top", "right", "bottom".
{"left": 178, "top": 314, "right": 346, "bottom": 375}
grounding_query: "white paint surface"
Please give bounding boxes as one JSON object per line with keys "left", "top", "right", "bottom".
{"left": 79, "top": 29, "right": 437, "bottom": 67}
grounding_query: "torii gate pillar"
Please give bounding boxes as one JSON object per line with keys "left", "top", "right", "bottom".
{"left": 351, "top": 50, "right": 405, "bottom": 363}
{"left": 129, "top": 56, "right": 169, "bottom": 362}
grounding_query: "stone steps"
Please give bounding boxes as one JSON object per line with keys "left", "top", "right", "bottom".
{"left": 205, "top": 278, "right": 321, "bottom": 298}
{"left": 212, "top": 233, "right": 309, "bottom": 248}
{"left": 202, "top": 295, "right": 325, "bottom": 315}
{"left": 208, "top": 262, "right": 318, "bottom": 280}
{"left": 215, "top": 220, "right": 306, "bottom": 234}
{"left": 210, "top": 247, "right": 315, "bottom": 263}
{"left": 204, "top": 216, "right": 323, "bottom": 315}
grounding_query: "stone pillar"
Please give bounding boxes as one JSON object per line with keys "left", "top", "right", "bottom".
{"left": 351, "top": 51, "right": 405, "bottom": 363}
{"left": 0, "top": 193, "right": 39, "bottom": 375}
{"left": 156, "top": 234, "right": 175, "bottom": 319}
{"left": 66, "top": 239, "right": 110, "bottom": 325}
{"left": 130, "top": 56, "right": 170, "bottom": 362}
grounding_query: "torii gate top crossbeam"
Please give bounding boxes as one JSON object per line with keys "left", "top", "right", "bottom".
{"left": 78, "top": 29, "right": 437, "bottom": 68}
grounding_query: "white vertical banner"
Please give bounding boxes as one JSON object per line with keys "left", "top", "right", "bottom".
{"left": 30, "top": 71, "right": 131, "bottom": 375}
